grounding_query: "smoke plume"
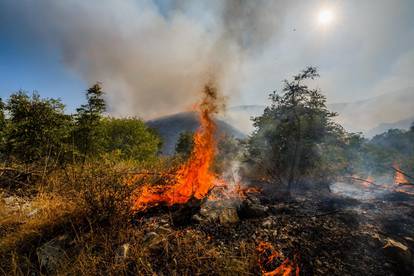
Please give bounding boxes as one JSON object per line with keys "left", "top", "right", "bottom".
{"left": 1, "top": 0, "right": 288, "bottom": 118}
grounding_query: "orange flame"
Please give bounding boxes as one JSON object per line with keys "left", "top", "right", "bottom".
{"left": 394, "top": 164, "right": 409, "bottom": 185}
{"left": 132, "top": 85, "right": 222, "bottom": 212}
{"left": 361, "top": 176, "right": 374, "bottom": 188}
{"left": 256, "top": 242, "right": 300, "bottom": 276}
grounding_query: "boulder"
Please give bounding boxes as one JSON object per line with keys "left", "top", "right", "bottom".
{"left": 37, "top": 235, "right": 68, "bottom": 272}
{"left": 218, "top": 207, "right": 239, "bottom": 225}
{"left": 193, "top": 200, "right": 239, "bottom": 225}
{"left": 238, "top": 199, "right": 269, "bottom": 218}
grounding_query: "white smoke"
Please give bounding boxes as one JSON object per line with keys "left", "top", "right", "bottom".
{"left": 1, "top": 0, "right": 289, "bottom": 118}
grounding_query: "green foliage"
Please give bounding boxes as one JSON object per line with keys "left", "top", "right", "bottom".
{"left": 0, "top": 98, "right": 5, "bottom": 130}
{"left": 359, "top": 128, "right": 414, "bottom": 175}
{"left": 214, "top": 134, "right": 242, "bottom": 173}
{"left": 0, "top": 84, "right": 163, "bottom": 166}
{"left": 74, "top": 83, "right": 106, "bottom": 157}
{"left": 247, "top": 67, "right": 343, "bottom": 191}
{"left": 175, "top": 131, "right": 194, "bottom": 157}
{"left": 2, "top": 91, "right": 72, "bottom": 163}
{"left": 318, "top": 131, "right": 365, "bottom": 180}
{"left": 100, "top": 117, "right": 161, "bottom": 161}
{"left": 0, "top": 98, "right": 5, "bottom": 148}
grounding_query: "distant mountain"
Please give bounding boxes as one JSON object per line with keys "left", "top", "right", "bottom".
{"left": 147, "top": 112, "right": 245, "bottom": 155}
{"left": 329, "top": 87, "right": 414, "bottom": 136}
{"left": 366, "top": 116, "right": 414, "bottom": 137}
{"left": 223, "top": 87, "right": 414, "bottom": 137}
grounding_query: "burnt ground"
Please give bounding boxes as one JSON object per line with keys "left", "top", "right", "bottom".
{"left": 133, "top": 187, "right": 414, "bottom": 276}
{"left": 4, "top": 182, "right": 412, "bottom": 275}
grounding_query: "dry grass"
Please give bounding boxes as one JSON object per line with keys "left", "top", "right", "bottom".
{"left": 0, "top": 158, "right": 258, "bottom": 275}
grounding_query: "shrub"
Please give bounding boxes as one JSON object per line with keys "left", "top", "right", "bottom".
{"left": 2, "top": 91, "right": 72, "bottom": 164}
{"left": 100, "top": 117, "right": 161, "bottom": 161}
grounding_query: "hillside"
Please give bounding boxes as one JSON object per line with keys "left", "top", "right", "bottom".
{"left": 330, "top": 87, "right": 414, "bottom": 136}
{"left": 147, "top": 112, "right": 245, "bottom": 155}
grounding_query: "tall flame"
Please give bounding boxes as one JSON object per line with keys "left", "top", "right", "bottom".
{"left": 132, "top": 85, "right": 221, "bottom": 212}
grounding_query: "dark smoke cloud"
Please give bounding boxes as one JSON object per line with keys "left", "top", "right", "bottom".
{"left": 0, "top": 0, "right": 289, "bottom": 118}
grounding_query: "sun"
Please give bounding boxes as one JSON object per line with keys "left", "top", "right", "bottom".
{"left": 318, "top": 9, "right": 334, "bottom": 26}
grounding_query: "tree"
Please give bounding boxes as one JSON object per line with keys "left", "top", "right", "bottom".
{"left": 100, "top": 117, "right": 161, "bottom": 161}
{"left": 359, "top": 128, "right": 414, "bottom": 175}
{"left": 0, "top": 98, "right": 5, "bottom": 130}
{"left": 74, "top": 83, "right": 106, "bottom": 157}
{"left": 214, "top": 134, "right": 242, "bottom": 174}
{"left": 2, "top": 91, "right": 72, "bottom": 163}
{"left": 0, "top": 98, "right": 6, "bottom": 158}
{"left": 247, "top": 67, "right": 342, "bottom": 194}
{"left": 175, "top": 131, "right": 194, "bottom": 158}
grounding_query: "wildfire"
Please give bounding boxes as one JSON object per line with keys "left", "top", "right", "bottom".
{"left": 132, "top": 85, "right": 222, "bottom": 212}
{"left": 394, "top": 165, "right": 409, "bottom": 185}
{"left": 362, "top": 176, "right": 374, "bottom": 188}
{"left": 256, "top": 242, "right": 300, "bottom": 276}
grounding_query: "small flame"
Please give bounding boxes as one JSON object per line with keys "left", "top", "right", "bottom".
{"left": 394, "top": 164, "right": 409, "bottom": 185}
{"left": 256, "top": 242, "right": 300, "bottom": 276}
{"left": 361, "top": 176, "right": 374, "bottom": 188}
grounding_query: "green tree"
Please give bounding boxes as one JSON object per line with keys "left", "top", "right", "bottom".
{"left": 214, "top": 134, "right": 242, "bottom": 174}
{"left": 175, "top": 131, "right": 194, "bottom": 158}
{"left": 359, "top": 128, "right": 414, "bottom": 175}
{"left": 0, "top": 98, "right": 5, "bottom": 130}
{"left": 74, "top": 83, "right": 106, "bottom": 157}
{"left": 247, "top": 67, "right": 342, "bottom": 194}
{"left": 3, "top": 91, "right": 72, "bottom": 163}
{"left": 0, "top": 98, "right": 6, "bottom": 157}
{"left": 100, "top": 117, "right": 161, "bottom": 161}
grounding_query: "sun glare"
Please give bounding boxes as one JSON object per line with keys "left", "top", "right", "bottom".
{"left": 318, "top": 9, "right": 334, "bottom": 26}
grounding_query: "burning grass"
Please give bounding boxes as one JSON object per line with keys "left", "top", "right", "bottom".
{"left": 0, "top": 159, "right": 259, "bottom": 275}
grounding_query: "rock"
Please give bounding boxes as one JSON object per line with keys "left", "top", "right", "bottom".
{"left": 115, "top": 243, "right": 130, "bottom": 263}
{"left": 246, "top": 195, "right": 261, "bottom": 205}
{"left": 37, "top": 235, "right": 68, "bottom": 272}
{"left": 218, "top": 207, "right": 239, "bottom": 225}
{"left": 261, "top": 218, "right": 274, "bottom": 228}
{"left": 171, "top": 197, "right": 204, "bottom": 226}
{"left": 199, "top": 205, "right": 220, "bottom": 222}
{"left": 238, "top": 200, "right": 269, "bottom": 218}
{"left": 193, "top": 199, "right": 240, "bottom": 225}
{"left": 193, "top": 204, "right": 239, "bottom": 226}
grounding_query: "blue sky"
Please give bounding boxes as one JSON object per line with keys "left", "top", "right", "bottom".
{"left": 0, "top": 18, "right": 85, "bottom": 113}
{"left": 0, "top": 0, "right": 413, "bottom": 117}
{"left": 0, "top": 43, "right": 85, "bottom": 113}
